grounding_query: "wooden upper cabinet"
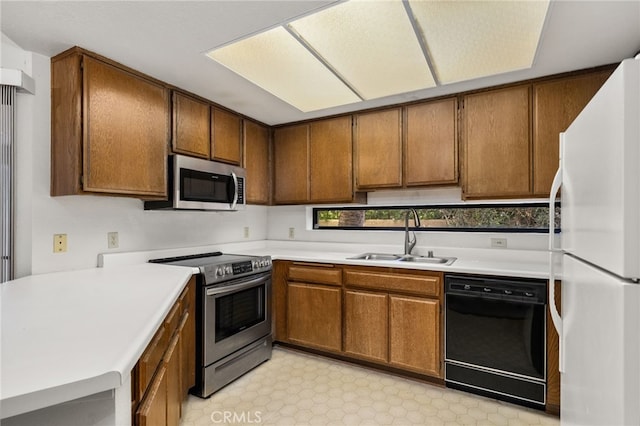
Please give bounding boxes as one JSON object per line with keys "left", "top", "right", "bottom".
{"left": 533, "top": 71, "right": 611, "bottom": 196}
{"left": 405, "top": 98, "right": 458, "bottom": 186}
{"left": 462, "top": 85, "right": 531, "bottom": 199}
{"left": 309, "top": 116, "right": 354, "bottom": 203}
{"left": 172, "top": 92, "right": 210, "bottom": 159}
{"left": 355, "top": 108, "right": 402, "bottom": 189}
{"left": 211, "top": 108, "right": 242, "bottom": 165}
{"left": 51, "top": 49, "right": 169, "bottom": 198}
{"left": 243, "top": 120, "right": 271, "bottom": 204}
{"left": 273, "top": 124, "right": 309, "bottom": 204}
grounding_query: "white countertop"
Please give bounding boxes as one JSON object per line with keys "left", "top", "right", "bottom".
{"left": 1, "top": 239, "right": 552, "bottom": 420}
{"left": 0, "top": 263, "right": 193, "bottom": 419}
{"left": 100, "top": 240, "right": 553, "bottom": 280}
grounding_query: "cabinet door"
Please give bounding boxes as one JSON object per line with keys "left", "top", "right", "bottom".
{"left": 286, "top": 282, "right": 341, "bottom": 352}
{"left": 462, "top": 85, "right": 531, "bottom": 199}
{"left": 389, "top": 295, "right": 440, "bottom": 377}
{"left": 172, "top": 92, "right": 210, "bottom": 158}
{"left": 344, "top": 290, "right": 388, "bottom": 363}
{"left": 355, "top": 108, "right": 402, "bottom": 189}
{"left": 181, "top": 280, "right": 196, "bottom": 397}
{"left": 165, "top": 330, "right": 181, "bottom": 426}
{"left": 405, "top": 98, "right": 458, "bottom": 186}
{"left": 273, "top": 125, "right": 309, "bottom": 204}
{"left": 533, "top": 71, "right": 610, "bottom": 196}
{"left": 309, "top": 116, "right": 354, "bottom": 202}
{"left": 243, "top": 120, "right": 270, "bottom": 204}
{"left": 83, "top": 56, "right": 169, "bottom": 196}
{"left": 136, "top": 365, "right": 167, "bottom": 426}
{"left": 211, "top": 108, "right": 242, "bottom": 165}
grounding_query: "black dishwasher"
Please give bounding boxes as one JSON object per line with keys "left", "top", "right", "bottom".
{"left": 444, "top": 274, "right": 547, "bottom": 408}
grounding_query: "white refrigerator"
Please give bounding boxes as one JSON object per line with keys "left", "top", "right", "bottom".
{"left": 549, "top": 56, "right": 640, "bottom": 425}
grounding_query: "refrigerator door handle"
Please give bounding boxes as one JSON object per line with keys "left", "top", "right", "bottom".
{"left": 549, "top": 156, "right": 564, "bottom": 372}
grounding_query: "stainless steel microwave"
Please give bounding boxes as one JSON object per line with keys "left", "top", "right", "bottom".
{"left": 144, "top": 155, "right": 245, "bottom": 211}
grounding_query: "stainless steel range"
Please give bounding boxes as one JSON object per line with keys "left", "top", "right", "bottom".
{"left": 150, "top": 251, "right": 272, "bottom": 397}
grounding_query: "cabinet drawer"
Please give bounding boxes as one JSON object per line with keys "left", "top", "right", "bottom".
{"left": 288, "top": 264, "right": 342, "bottom": 286}
{"left": 344, "top": 269, "right": 440, "bottom": 297}
{"left": 136, "top": 324, "right": 169, "bottom": 397}
{"left": 164, "top": 301, "right": 181, "bottom": 337}
{"left": 136, "top": 364, "right": 168, "bottom": 426}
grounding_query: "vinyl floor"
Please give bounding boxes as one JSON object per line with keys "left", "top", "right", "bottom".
{"left": 180, "top": 346, "right": 559, "bottom": 426}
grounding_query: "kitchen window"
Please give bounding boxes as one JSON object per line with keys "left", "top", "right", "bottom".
{"left": 313, "top": 202, "right": 559, "bottom": 233}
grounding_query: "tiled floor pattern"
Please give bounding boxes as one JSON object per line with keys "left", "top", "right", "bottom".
{"left": 181, "top": 346, "right": 559, "bottom": 426}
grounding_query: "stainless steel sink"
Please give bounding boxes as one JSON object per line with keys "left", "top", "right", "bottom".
{"left": 347, "top": 253, "right": 403, "bottom": 261}
{"left": 347, "top": 252, "right": 456, "bottom": 265}
{"left": 398, "top": 255, "right": 457, "bottom": 265}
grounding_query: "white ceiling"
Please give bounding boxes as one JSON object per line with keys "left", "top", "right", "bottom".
{"left": 2, "top": 1, "right": 639, "bottom": 126}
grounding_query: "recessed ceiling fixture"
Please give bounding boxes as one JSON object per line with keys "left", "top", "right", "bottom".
{"left": 206, "top": 0, "right": 550, "bottom": 113}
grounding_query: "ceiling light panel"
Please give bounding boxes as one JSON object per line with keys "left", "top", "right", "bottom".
{"left": 409, "top": 0, "right": 549, "bottom": 84}
{"left": 207, "top": 26, "right": 361, "bottom": 112}
{"left": 290, "top": 0, "right": 436, "bottom": 100}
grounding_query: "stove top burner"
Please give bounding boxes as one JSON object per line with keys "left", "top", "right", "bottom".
{"left": 149, "top": 251, "right": 272, "bottom": 284}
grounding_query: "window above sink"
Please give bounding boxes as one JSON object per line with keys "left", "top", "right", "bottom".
{"left": 313, "top": 202, "right": 560, "bottom": 233}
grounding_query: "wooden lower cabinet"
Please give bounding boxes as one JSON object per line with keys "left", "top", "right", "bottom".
{"left": 389, "top": 295, "right": 440, "bottom": 376}
{"left": 275, "top": 261, "right": 443, "bottom": 380}
{"left": 136, "top": 366, "right": 167, "bottom": 426}
{"left": 287, "top": 282, "right": 342, "bottom": 352}
{"left": 344, "top": 290, "right": 388, "bottom": 363}
{"left": 133, "top": 277, "right": 196, "bottom": 426}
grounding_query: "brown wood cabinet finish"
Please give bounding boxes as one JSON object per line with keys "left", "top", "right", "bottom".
{"left": 343, "top": 269, "right": 440, "bottom": 297}
{"left": 289, "top": 264, "right": 342, "bottom": 286}
{"left": 533, "top": 71, "right": 611, "bottom": 196}
{"left": 462, "top": 85, "right": 531, "bottom": 199}
{"left": 272, "top": 261, "right": 290, "bottom": 342}
{"left": 136, "top": 365, "right": 167, "bottom": 426}
{"left": 165, "top": 330, "right": 182, "bottom": 426}
{"left": 389, "top": 295, "right": 440, "bottom": 376}
{"left": 211, "top": 108, "right": 242, "bottom": 165}
{"left": 172, "top": 92, "right": 210, "bottom": 159}
{"left": 133, "top": 277, "right": 195, "bottom": 426}
{"left": 344, "top": 290, "right": 388, "bottom": 363}
{"left": 405, "top": 98, "right": 458, "bottom": 186}
{"left": 51, "top": 51, "right": 170, "bottom": 198}
{"left": 286, "top": 282, "right": 342, "bottom": 352}
{"left": 309, "top": 116, "right": 354, "bottom": 203}
{"left": 243, "top": 120, "right": 271, "bottom": 204}
{"left": 273, "top": 125, "right": 309, "bottom": 203}
{"left": 355, "top": 108, "right": 402, "bottom": 189}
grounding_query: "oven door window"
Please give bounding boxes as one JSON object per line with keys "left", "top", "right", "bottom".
{"left": 446, "top": 294, "right": 545, "bottom": 380}
{"left": 215, "top": 285, "right": 265, "bottom": 342}
{"left": 180, "top": 168, "right": 232, "bottom": 204}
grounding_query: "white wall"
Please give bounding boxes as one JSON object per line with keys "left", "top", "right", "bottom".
{"left": 7, "top": 37, "right": 268, "bottom": 277}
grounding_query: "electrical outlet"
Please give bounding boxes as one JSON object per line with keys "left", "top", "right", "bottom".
{"left": 107, "top": 232, "right": 119, "bottom": 249}
{"left": 491, "top": 238, "right": 507, "bottom": 248}
{"left": 288, "top": 227, "right": 295, "bottom": 240}
{"left": 53, "top": 234, "right": 67, "bottom": 253}
{"left": 244, "top": 227, "right": 250, "bottom": 239}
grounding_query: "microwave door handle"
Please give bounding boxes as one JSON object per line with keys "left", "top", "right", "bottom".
{"left": 230, "top": 172, "right": 238, "bottom": 210}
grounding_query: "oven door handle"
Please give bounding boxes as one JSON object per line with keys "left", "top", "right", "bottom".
{"left": 206, "top": 275, "right": 267, "bottom": 296}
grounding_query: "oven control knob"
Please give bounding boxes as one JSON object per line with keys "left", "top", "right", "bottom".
{"left": 483, "top": 287, "right": 492, "bottom": 292}
{"left": 225, "top": 266, "right": 233, "bottom": 274}
{"left": 504, "top": 290, "right": 513, "bottom": 295}
{"left": 525, "top": 292, "right": 534, "bottom": 297}
{"left": 464, "top": 284, "right": 471, "bottom": 290}
{"left": 216, "top": 267, "right": 224, "bottom": 277}
{"left": 260, "top": 260, "right": 266, "bottom": 267}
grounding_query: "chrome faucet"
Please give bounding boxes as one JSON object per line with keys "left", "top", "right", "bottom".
{"left": 404, "top": 209, "right": 421, "bottom": 255}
